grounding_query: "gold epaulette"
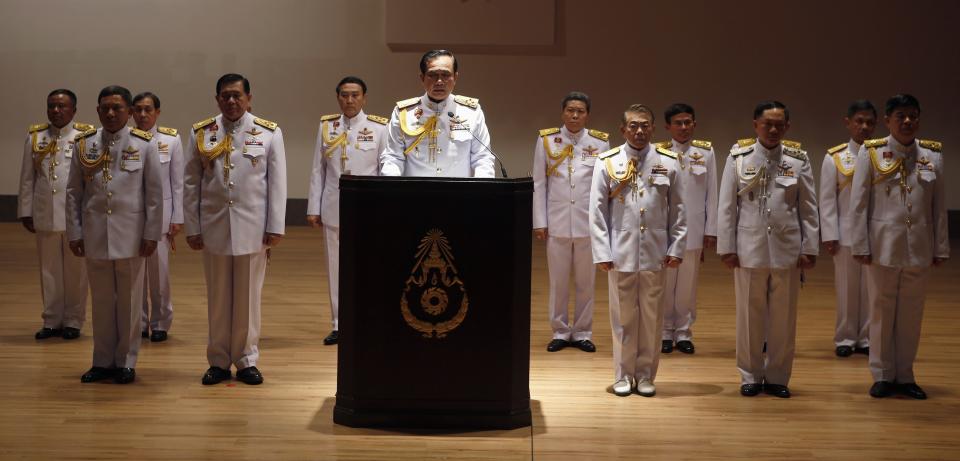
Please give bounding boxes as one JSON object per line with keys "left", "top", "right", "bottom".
{"left": 320, "top": 114, "right": 340, "bottom": 121}
{"left": 131, "top": 128, "right": 153, "bottom": 141}
{"left": 864, "top": 138, "right": 887, "bottom": 148}
{"left": 827, "top": 143, "right": 848, "bottom": 155}
{"left": 367, "top": 114, "right": 388, "bottom": 125}
{"left": 396, "top": 97, "right": 420, "bottom": 109}
{"left": 692, "top": 139, "right": 712, "bottom": 149}
{"left": 193, "top": 117, "right": 216, "bottom": 131}
{"left": 73, "top": 122, "right": 93, "bottom": 132}
{"left": 76, "top": 127, "right": 97, "bottom": 139}
{"left": 783, "top": 144, "right": 808, "bottom": 163}
{"left": 588, "top": 129, "right": 609, "bottom": 142}
{"left": 28, "top": 123, "right": 49, "bottom": 133}
{"left": 782, "top": 140, "right": 802, "bottom": 149}
{"left": 655, "top": 140, "right": 673, "bottom": 149}
{"left": 254, "top": 117, "right": 278, "bottom": 131}
{"left": 454, "top": 95, "right": 478, "bottom": 109}
{"left": 539, "top": 127, "right": 560, "bottom": 137}
{"left": 919, "top": 139, "right": 942, "bottom": 152}
{"left": 157, "top": 126, "right": 178, "bottom": 136}
{"left": 656, "top": 146, "right": 679, "bottom": 159}
{"left": 599, "top": 146, "right": 621, "bottom": 159}
{"left": 737, "top": 138, "right": 756, "bottom": 148}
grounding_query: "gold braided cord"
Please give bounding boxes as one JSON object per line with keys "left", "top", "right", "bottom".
{"left": 402, "top": 115, "right": 437, "bottom": 156}
{"left": 399, "top": 107, "right": 426, "bottom": 137}
{"left": 868, "top": 147, "right": 902, "bottom": 184}
{"left": 606, "top": 157, "right": 637, "bottom": 199}
{"left": 77, "top": 136, "right": 110, "bottom": 170}
{"left": 31, "top": 131, "right": 57, "bottom": 171}
{"left": 321, "top": 120, "right": 348, "bottom": 158}
{"left": 832, "top": 149, "right": 855, "bottom": 177}
{"left": 195, "top": 129, "right": 232, "bottom": 163}
{"left": 735, "top": 156, "right": 764, "bottom": 196}
{"left": 545, "top": 144, "right": 573, "bottom": 177}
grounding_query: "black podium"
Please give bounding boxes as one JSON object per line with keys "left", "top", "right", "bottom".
{"left": 334, "top": 176, "right": 532, "bottom": 429}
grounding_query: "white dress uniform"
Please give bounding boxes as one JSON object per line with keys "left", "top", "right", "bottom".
{"left": 184, "top": 112, "right": 286, "bottom": 371}
{"left": 819, "top": 139, "right": 869, "bottom": 349}
{"left": 849, "top": 136, "right": 948, "bottom": 384}
{"left": 590, "top": 143, "right": 687, "bottom": 383}
{"left": 141, "top": 126, "right": 184, "bottom": 333}
{"left": 717, "top": 138, "right": 819, "bottom": 386}
{"left": 656, "top": 139, "right": 718, "bottom": 343}
{"left": 533, "top": 126, "right": 609, "bottom": 341}
{"left": 18, "top": 122, "right": 90, "bottom": 331}
{"left": 307, "top": 110, "right": 386, "bottom": 330}
{"left": 66, "top": 126, "right": 163, "bottom": 369}
{"left": 380, "top": 93, "right": 495, "bottom": 178}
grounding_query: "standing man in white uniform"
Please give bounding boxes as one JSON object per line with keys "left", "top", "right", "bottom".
{"left": 67, "top": 85, "right": 163, "bottom": 384}
{"left": 132, "top": 92, "right": 183, "bottom": 343}
{"left": 185, "top": 74, "right": 287, "bottom": 386}
{"left": 590, "top": 104, "right": 687, "bottom": 397}
{"left": 380, "top": 49, "right": 495, "bottom": 178}
{"left": 717, "top": 101, "right": 819, "bottom": 399}
{"left": 850, "top": 94, "right": 948, "bottom": 400}
{"left": 307, "top": 76, "right": 386, "bottom": 345}
{"left": 656, "top": 103, "right": 717, "bottom": 355}
{"left": 18, "top": 89, "right": 90, "bottom": 340}
{"left": 533, "top": 91, "right": 609, "bottom": 353}
{"left": 819, "top": 100, "right": 876, "bottom": 358}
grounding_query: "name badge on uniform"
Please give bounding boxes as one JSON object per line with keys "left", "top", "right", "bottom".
{"left": 121, "top": 146, "right": 140, "bottom": 162}
{"left": 651, "top": 164, "right": 668, "bottom": 175}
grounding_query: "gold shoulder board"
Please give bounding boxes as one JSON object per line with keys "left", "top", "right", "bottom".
{"left": 864, "top": 138, "right": 887, "bottom": 148}
{"left": 783, "top": 146, "right": 808, "bottom": 163}
{"left": 367, "top": 114, "right": 389, "bottom": 125}
{"left": 691, "top": 139, "right": 712, "bottom": 149}
{"left": 254, "top": 118, "right": 278, "bottom": 131}
{"left": 656, "top": 146, "right": 679, "bottom": 159}
{"left": 76, "top": 128, "right": 97, "bottom": 140}
{"left": 737, "top": 138, "right": 756, "bottom": 148}
{"left": 827, "top": 142, "right": 848, "bottom": 155}
{"left": 654, "top": 140, "right": 673, "bottom": 149}
{"left": 193, "top": 117, "right": 216, "bottom": 131}
{"left": 73, "top": 122, "right": 93, "bottom": 132}
{"left": 396, "top": 97, "right": 421, "bottom": 109}
{"left": 157, "top": 126, "right": 178, "bottom": 136}
{"left": 919, "top": 139, "right": 942, "bottom": 152}
{"left": 320, "top": 114, "right": 340, "bottom": 121}
{"left": 588, "top": 129, "right": 609, "bottom": 142}
{"left": 599, "top": 147, "right": 621, "bottom": 159}
{"left": 782, "top": 140, "right": 802, "bottom": 149}
{"left": 28, "top": 123, "right": 49, "bottom": 133}
{"left": 131, "top": 127, "right": 153, "bottom": 141}
{"left": 454, "top": 95, "right": 479, "bottom": 109}
{"left": 539, "top": 127, "right": 560, "bottom": 137}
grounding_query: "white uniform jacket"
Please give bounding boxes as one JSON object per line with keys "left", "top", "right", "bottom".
{"left": 656, "top": 139, "right": 718, "bottom": 250}
{"left": 18, "top": 122, "right": 92, "bottom": 232}
{"left": 819, "top": 139, "right": 860, "bottom": 246}
{"left": 150, "top": 126, "right": 184, "bottom": 231}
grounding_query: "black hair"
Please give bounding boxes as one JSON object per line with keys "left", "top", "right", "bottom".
{"left": 622, "top": 104, "right": 655, "bottom": 125}
{"left": 419, "top": 49, "right": 458, "bottom": 74}
{"left": 133, "top": 91, "right": 161, "bottom": 109}
{"left": 664, "top": 103, "right": 695, "bottom": 124}
{"left": 336, "top": 76, "right": 368, "bottom": 95}
{"left": 753, "top": 100, "right": 789, "bottom": 121}
{"left": 884, "top": 94, "right": 921, "bottom": 116}
{"left": 98, "top": 85, "right": 132, "bottom": 107}
{"left": 561, "top": 91, "right": 591, "bottom": 113}
{"left": 216, "top": 73, "right": 250, "bottom": 95}
{"left": 48, "top": 89, "right": 77, "bottom": 108}
{"left": 846, "top": 99, "right": 876, "bottom": 118}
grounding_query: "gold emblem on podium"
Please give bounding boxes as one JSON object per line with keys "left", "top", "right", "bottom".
{"left": 401, "top": 229, "right": 468, "bottom": 338}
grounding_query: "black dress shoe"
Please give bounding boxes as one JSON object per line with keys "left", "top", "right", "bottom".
{"left": 150, "top": 330, "right": 168, "bottom": 342}
{"left": 81, "top": 367, "right": 115, "bottom": 383}
{"left": 676, "top": 340, "right": 695, "bottom": 354}
{"left": 764, "top": 383, "right": 791, "bottom": 398}
{"left": 35, "top": 328, "right": 62, "bottom": 340}
{"left": 898, "top": 382, "right": 927, "bottom": 400}
{"left": 201, "top": 366, "right": 232, "bottom": 385}
{"left": 61, "top": 327, "right": 80, "bottom": 340}
{"left": 115, "top": 368, "right": 136, "bottom": 384}
{"left": 835, "top": 345, "right": 854, "bottom": 357}
{"left": 661, "top": 340, "right": 674, "bottom": 354}
{"left": 855, "top": 346, "right": 870, "bottom": 355}
{"left": 740, "top": 383, "right": 762, "bottom": 396}
{"left": 323, "top": 330, "right": 339, "bottom": 345}
{"left": 141, "top": 330, "right": 149, "bottom": 338}
{"left": 546, "top": 339, "right": 569, "bottom": 352}
{"left": 870, "top": 381, "right": 896, "bottom": 398}
{"left": 236, "top": 366, "right": 264, "bottom": 385}
{"left": 574, "top": 339, "right": 596, "bottom": 353}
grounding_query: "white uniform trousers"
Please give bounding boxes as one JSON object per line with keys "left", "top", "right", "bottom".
{"left": 324, "top": 225, "right": 340, "bottom": 331}
{"left": 661, "top": 248, "right": 702, "bottom": 342}
{"left": 204, "top": 250, "right": 267, "bottom": 370}
{"left": 612, "top": 270, "right": 666, "bottom": 382}
{"left": 36, "top": 231, "right": 88, "bottom": 329}
{"left": 87, "top": 257, "right": 144, "bottom": 368}
{"left": 734, "top": 266, "right": 799, "bottom": 386}
{"left": 833, "top": 246, "right": 869, "bottom": 348}
{"left": 546, "top": 236, "right": 595, "bottom": 341}
{"left": 865, "top": 264, "right": 928, "bottom": 383}
{"left": 142, "top": 235, "right": 174, "bottom": 332}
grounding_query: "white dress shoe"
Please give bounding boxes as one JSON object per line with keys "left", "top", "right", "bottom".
{"left": 636, "top": 378, "right": 656, "bottom": 397}
{"left": 612, "top": 377, "right": 634, "bottom": 397}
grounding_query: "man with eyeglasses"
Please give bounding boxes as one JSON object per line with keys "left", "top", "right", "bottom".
{"left": 380, "top": 49, "right": 495, "bottom": 177}
{"left": 849, "top": 94, "right": 948, "bottom": 400}
{"left": 717, "top": 101, "right": 819, "bottom": 399}
{"left": 589, "top": 104, "right": 686, "bottom": 397}
{"left": 655, "top": 104, "right": 718, "bottom": 355}
{"left": 533, "top": 91, "right": 610, "bottom": 354}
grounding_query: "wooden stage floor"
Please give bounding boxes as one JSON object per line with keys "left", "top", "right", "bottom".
{"left": 0, "top": 223, "right": 957, "bottom": 460}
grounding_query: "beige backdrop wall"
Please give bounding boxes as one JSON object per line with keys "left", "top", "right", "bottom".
{"left": 2, "top": 0, "right": 957, "bottom": 208}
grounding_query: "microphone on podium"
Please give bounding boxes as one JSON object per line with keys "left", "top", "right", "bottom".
{"left": 448, "top": 111, "right": 508, "bottom": 178}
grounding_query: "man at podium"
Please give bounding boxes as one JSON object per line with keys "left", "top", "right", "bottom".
{"left": 379, "top": 49, "right": 495, "bottom": 178}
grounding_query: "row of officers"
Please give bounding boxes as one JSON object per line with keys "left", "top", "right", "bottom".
{"left": 17, "top": 50, "right": 948, "bottom": 400}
